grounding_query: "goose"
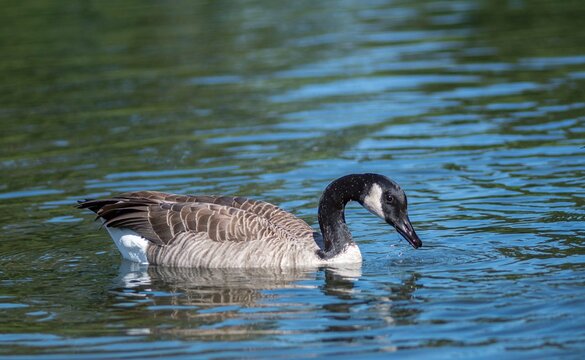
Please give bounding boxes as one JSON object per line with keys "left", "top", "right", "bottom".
{"left": 78, "top": 173, "right": 422, "bottom": 268}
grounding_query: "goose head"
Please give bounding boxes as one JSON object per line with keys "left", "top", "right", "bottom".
{"left": 359, "top": 174, "right": 422, "bottom": 249}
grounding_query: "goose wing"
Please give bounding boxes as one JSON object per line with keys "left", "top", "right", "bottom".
{"left": 78, "top": 191, "right": 316, "bottom": 246}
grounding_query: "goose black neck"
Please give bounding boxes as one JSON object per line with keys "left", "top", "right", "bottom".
{"left": 317, "top": 174, "right": 370, "bottom": 258}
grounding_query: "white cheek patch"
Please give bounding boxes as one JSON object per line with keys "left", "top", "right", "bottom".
{"left": 363, "top": 183, "right": 385, "bottom": 219}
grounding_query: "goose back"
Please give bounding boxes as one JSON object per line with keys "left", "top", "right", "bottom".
{"left": 79, "top": 191, "right": 322, "bottom": 267}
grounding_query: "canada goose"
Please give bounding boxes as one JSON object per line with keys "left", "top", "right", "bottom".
{"left": 78, "top": 173, "right": 422, "bottom": 268}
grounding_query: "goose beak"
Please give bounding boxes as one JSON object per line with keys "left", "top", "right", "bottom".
{"left": 393, "top": 216, "right": 422, "bottom": 249}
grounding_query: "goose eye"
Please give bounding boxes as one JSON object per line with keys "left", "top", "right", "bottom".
{"left": 385, "top": 194, "right": 394, "bottom": 203}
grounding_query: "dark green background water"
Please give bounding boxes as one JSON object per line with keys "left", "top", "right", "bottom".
{"left": 1, "top": 0, "right": 584, "bottom": 358}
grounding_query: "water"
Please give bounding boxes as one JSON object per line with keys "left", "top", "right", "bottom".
{"left": 1, "top": 0, "right": 584, "bottom": 358}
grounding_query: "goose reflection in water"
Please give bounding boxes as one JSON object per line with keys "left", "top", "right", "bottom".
{"left": 109, "top": 262, "right": 420, "bottom": 342}
{"left": 112, "top": 261, "right": 362, "bottom": 306}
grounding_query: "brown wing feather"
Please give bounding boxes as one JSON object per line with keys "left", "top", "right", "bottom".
{"left": 115, "top": 191, "right": 314, "bottom": 237}
{"left": 77, "top": 192, "right": 313, "bottom": 246}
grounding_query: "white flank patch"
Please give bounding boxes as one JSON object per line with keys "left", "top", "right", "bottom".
{"left": 363, "top": 183, "right": 384, "bottom": 219}
{"left": 105, "top": 227, "right": 149, "bottom": 264}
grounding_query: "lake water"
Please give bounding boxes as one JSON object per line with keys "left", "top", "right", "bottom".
{"left": 1, "top": 0, "right": 584, "bottom": 358}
